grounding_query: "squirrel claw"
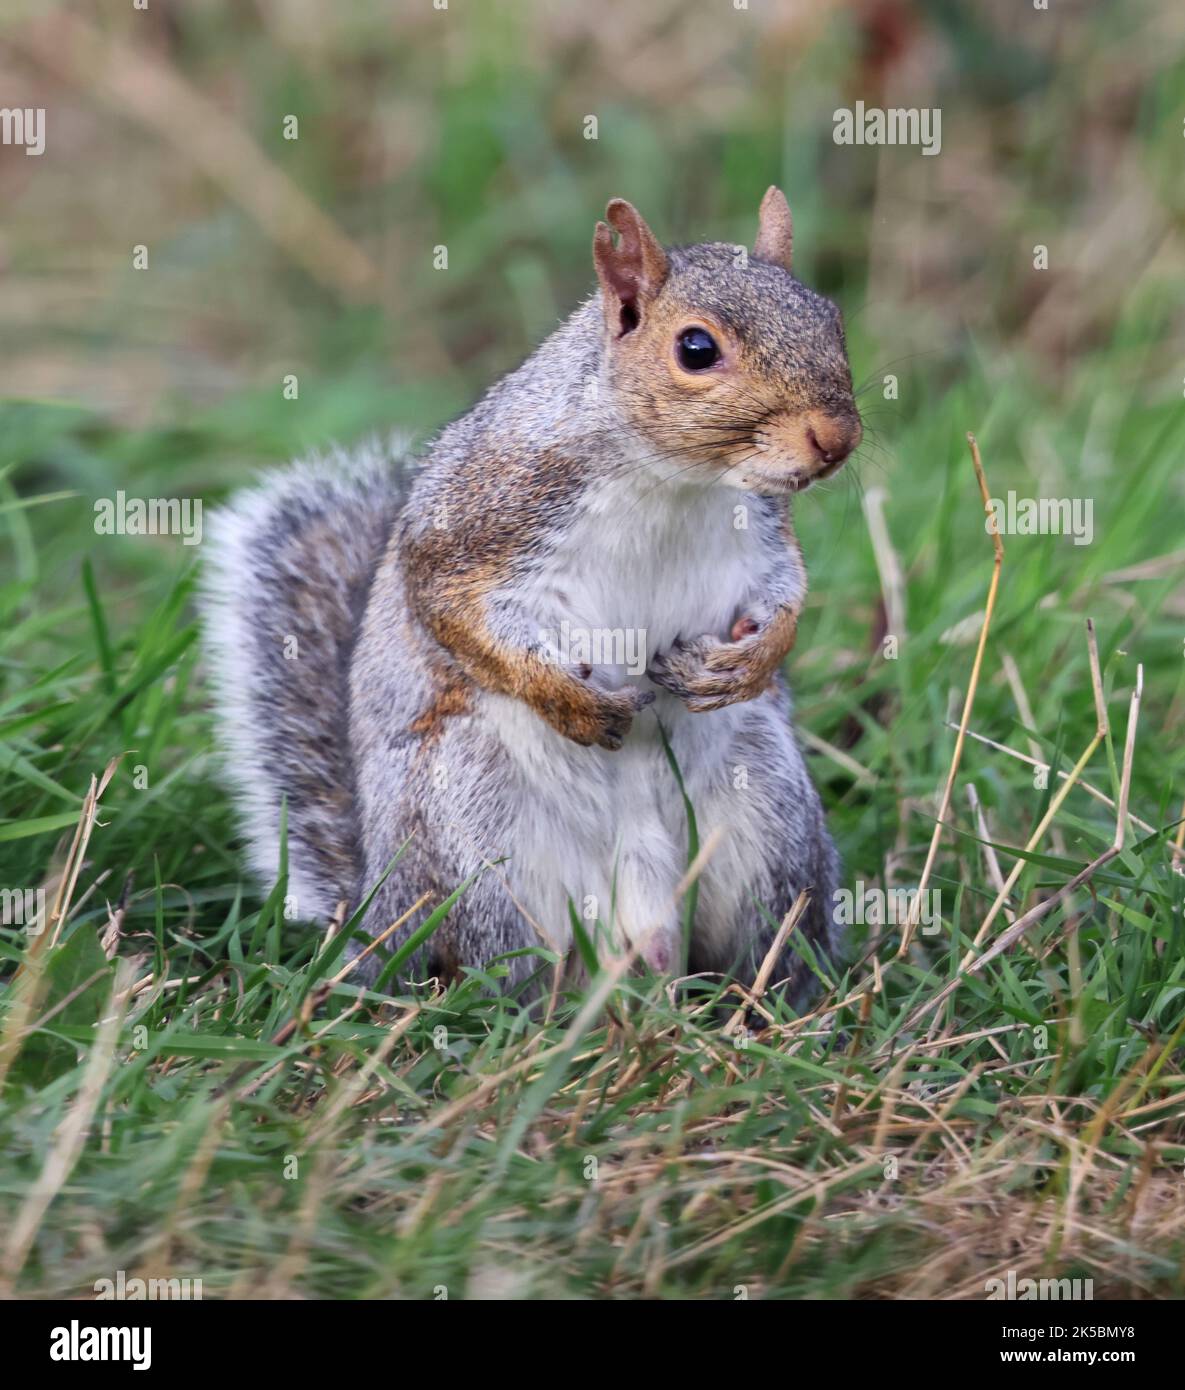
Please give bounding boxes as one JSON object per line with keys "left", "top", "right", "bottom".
{"left": 564, "top": 681, "right": 654, "bottom": 750}
{"left": 648, "top": 630, "right": 774, "bottom": 710}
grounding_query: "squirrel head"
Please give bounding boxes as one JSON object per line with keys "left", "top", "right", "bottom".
{"left": 592, "top": 187, "right": 862, "bottom": 496}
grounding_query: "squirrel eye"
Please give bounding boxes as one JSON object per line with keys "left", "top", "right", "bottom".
{"left": 675, "top": 326, "right": 720, "bottom": 372}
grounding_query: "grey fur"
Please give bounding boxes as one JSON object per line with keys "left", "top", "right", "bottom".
{"left": 203, "top": 248, "right": 851, "bottom": 1005}
{"left": 200, "top": 441, "right": 406, "bottom": 920}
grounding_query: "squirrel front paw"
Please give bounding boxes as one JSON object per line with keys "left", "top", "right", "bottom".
{"left": 546, "top": 677, "right": 655, "bottom": 750}
{"left": 647, "top": 610, "right": 797, "bottom": 713}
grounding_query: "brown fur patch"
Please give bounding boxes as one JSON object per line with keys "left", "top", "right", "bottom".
{"left": 409, "top": 675, "right": 472, "bottom": 738}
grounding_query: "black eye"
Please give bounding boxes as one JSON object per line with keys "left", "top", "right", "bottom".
{"left": 676, "top": 326, "right": 720, "bottom": 371}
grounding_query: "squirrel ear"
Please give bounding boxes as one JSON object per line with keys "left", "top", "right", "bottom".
{"left": 753, "top": 185, "right": 793, "bottom": 271}
{"left": 593, "top": 199, "right": 669, "bottom": 336}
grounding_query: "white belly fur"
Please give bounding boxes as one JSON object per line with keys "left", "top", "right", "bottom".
{"left": 481, "top": 470, "right": 785, "bottom": 968}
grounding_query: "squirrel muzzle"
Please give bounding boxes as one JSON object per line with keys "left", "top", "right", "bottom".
{"left": 747, "top": 405, "right": 863, "bottom": 493}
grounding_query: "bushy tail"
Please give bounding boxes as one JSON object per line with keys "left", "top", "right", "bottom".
{"left": 200, "top": 438, "right": 407, "bottom": 920}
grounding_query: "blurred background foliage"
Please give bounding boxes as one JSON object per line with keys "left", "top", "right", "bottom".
{"left": 3, "top": 1, "right": 1184, "bottom": 426}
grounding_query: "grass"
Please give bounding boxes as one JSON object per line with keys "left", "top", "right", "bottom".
{"left": 2, "top": 0, "right": 1185, "bottom": 1301}
{"left": 2, "top": 340, "right": 1184, "bottom": 1299}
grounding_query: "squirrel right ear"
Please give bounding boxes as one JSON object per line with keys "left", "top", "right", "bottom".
{"left": 593, "top": 199, "right": 669, "bottom": 336}
{"left": 753, "top": 185, "right": 793, "bottom": 272}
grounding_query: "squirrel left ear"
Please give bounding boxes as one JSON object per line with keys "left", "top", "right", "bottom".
{"left": 753, "top": 185, "right": 793, "bottom": 271}
{"left": 593, "top": 199, "right": 669, "bottom": 336}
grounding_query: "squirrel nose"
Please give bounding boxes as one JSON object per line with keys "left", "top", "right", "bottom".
{"left": 806, "top": 416, "right": 861, "bottom": 467}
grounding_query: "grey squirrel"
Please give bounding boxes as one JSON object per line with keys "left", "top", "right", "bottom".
{"left": 201, "top": 188, "right": 862, "bottom": 1002}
